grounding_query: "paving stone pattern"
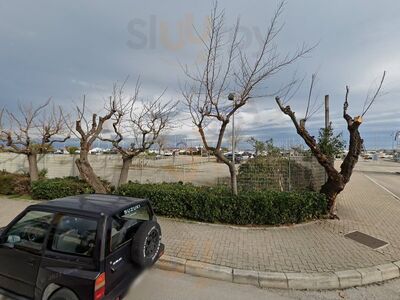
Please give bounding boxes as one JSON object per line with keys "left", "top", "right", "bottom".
{"left": 160, "top": 171, "right": 400, "bottom": 273}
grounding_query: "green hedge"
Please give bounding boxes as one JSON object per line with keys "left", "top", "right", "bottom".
{"left": 31, "top": 177, "right": 94, "bottom": 200}
{"left": 117, "top": 182, "right": 327, "bottom": 225}
{"left": 29, "top": 177, "right": 327, "bottom": 225}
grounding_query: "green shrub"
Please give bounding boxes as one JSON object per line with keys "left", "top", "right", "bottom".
{"left": 117, "top": 182, "right": 327, "bottom": 225}
{"left": 31, "top": 177, "right": 94, "bottom": 200}
{"left": 39, "top": 168, "right": 48, "bottom": 179}
{"left": 66, "top": 146, "right": 79, "bottom": 154}
{"left": 0, "top": 171, "right": 31, "bottom": 195}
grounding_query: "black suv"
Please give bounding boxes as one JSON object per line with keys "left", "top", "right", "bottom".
{"left": 0, "top": 194, "right": 164, "bottom": 300}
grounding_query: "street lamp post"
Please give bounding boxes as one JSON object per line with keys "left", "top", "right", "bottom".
{"left": 228, "top": 93, "right": 235, "bottom": 164}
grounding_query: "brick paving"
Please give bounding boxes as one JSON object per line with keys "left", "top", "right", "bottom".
{"left": 1, "top": 169, "right": 399, "bottom": 274}
{"left": 160, "top": 171, "right": 400, "bottom": 273}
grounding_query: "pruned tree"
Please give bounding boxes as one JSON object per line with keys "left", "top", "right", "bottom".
{"left": 155, "top": 134, "right": 168, "bottom": 155}
{"left": 66, "top": 96, "right": 116, "bottom": 193}
{"left": 275, "top": 71, "right": 386, "bottom": 217}
{"left": 182, "top": 1, "right": 313, "bottom": 195}
{"left": 0, "top": 99, "right": 70, "bottom": 182}
{"left": 101, "top": 81, "right": 177, "bottom": 187}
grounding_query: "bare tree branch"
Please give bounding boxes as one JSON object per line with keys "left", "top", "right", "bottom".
{"left": 361, "top": 70, "right": 386, "bottom": 117}
{"left": 276, "top": 72, "right": 386, "bottom": 218}
{"left": 182, "top": 1, "right": 312, "bottom": 195}
{"left": 0, "top": 99, "right": 70, "bottom": 182}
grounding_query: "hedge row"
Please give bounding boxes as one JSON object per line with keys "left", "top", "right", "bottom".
{"left": 117, "top": 182, "right": 327, "bottom": 225}
{"left": 26, "top": 178, "right": 327, "bottom": 225}
{"left": 31, "top": 177, "right": 94, "bottom": 200}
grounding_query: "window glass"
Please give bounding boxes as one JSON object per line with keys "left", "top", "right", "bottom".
{"left": 6, "top": 210, "right": 53, "bottom": 252}
{"left": 52, "top": 215, "right": 97, "bottom": 257}
{"left": 110, "top": 204, "right": 150, "bottom": 252}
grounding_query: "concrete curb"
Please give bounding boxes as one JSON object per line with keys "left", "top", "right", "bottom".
{"left": 155, "top": 255, "right": 400, "bottom": 290}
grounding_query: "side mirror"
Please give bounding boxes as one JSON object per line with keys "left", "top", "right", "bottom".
{"left": 7, "top": 235, "right": 21, "bottom": 244}
{"left": 0, "top": 235, "right": 20, "bottom": 249}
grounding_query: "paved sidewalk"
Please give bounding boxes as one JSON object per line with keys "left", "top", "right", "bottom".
{"left": 159, "top": 171, "right": 400, "bottom": 273}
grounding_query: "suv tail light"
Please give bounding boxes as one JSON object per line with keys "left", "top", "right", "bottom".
{"left": 94, "top": 272, "right": 106, "bottom": 300}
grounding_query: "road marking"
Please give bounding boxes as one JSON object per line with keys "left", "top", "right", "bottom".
{"left": 364, "top": 174, "right": 400, "bottom": 201}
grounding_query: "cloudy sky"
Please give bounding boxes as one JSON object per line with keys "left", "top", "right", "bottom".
{"left": 0, "top": 0, "right": 399, "bottom": 149}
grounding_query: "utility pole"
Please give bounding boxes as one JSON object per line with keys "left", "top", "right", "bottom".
{"left": 228, "top": 93, "right": 235, "bottom": 164}
{"left": 324, "top": 94, "right": 330, "bottom": 183}
{"left": 324, "top": 95, "right": 330, "bottom": 129}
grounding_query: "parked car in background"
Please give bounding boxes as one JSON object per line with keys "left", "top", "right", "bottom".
{"left": 54, "top": 149, "right": 64, "bottom": 155}
{"left": 89, "top": 148, "right": 104, "bottom": 155}
{"left": 223, "top": 152, "right": 242, "bottom": 164}
{"left": 0, "top": 194, "right": 164, "bottom": 300}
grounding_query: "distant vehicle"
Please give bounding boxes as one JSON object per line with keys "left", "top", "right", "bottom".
{"left": 89, "top": 148, "right": 103, "bottom": 154}
{"left": 163, "top": 152, "right": 173, "bottom": 157}
{"left": 103, "top": 149, "right": 118, "bottom": 155}
{"left": 224, "top": 152, "right": 242, "bottom": 164}
{"left": 0, "top": 194, "right": 164, "bottom": 300}
{"left": 363, "top": 153, "right": 373, "bottom": 160}
{"left": 54, "top": 149, "right": 64, "bottom": 155}
{"left": 240, "top": 151, "right": 253, "bottom": 160}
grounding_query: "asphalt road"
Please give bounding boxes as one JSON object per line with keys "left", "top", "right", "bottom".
{"left": 2, "top": 268, "right": 400, "bottom": 300}
{"left": 126, "top": 268, "right": 400, "bottom": 300}
{"left": 363, "top": 171, "right": 400, "bottom": 200}
{"left": 356, "top": 160, "right": 400, "bottom": 199}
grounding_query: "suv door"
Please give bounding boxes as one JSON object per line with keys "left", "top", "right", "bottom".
{"left": 0, "top": 210, "right": 54, "bottom": 298}
{"left": 37, "top": 213, "right": 101, "bottom": 300}
{"left": 105, "top": 204, "right": 152, "bottom": 293}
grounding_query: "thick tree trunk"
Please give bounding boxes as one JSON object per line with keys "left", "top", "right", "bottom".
{"left": 27, "top": 153, "right": 39, "bottom": 182}
{"left": 320, "top": 176, "right": 345, "bottom": 216}
{"left": 118, "top": 156, "right": 133, "bottom": 187}
{"left": 214, "top": 150, "right": 238, "bottom": 195}
{"left": 75, "top": 150, "right": 107, "bottom": 194}
{"left": 319, "top": 126, "right": 361, "bottom": 217}
{"left": 276, "top": 98, "right": 360, "bottom": 218}
{"left": 228, "top": 162, "right": 238, "bottom": 196}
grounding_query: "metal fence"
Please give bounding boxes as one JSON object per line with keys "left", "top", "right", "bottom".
{"left": 0, "top": 153, "right": 228, "bottom": 186}
{"left": 0, "top": 153, "right": 326, "bottom": 191}
{"left": 219, "top": 154, "right": 326, "bottom": 192}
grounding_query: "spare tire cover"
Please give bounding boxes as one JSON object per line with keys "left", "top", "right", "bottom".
{"left": 131, "top": 220, "right": 162, "bottom": 268}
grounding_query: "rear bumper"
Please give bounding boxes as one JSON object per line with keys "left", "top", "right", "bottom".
{"left": 103, "top": 274, "right": 135, "bottom": 300}
{"left": 103, "top": 243, "right": 165, "bottom": 300}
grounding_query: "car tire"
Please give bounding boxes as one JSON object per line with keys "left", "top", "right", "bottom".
{"left": 131, "top": 220, "right": 162, "bottom": 268}
{"left": 49, "top": 288, "right": 79, "bottom": 300}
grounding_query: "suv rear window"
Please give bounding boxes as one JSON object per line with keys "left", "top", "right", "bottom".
{"left": 51, "top": 215, "right": 98, "bottom": 257}
{"left": 110, "top": 204, "right": 150, "bottom": 252}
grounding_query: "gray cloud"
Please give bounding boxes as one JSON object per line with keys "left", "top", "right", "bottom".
{"left": 0, "top": 0, "right": 398, "bottom": 149}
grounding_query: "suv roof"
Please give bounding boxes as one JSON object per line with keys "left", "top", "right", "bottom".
{"left": 29, "top": 194, "right": 148, "bottom": 216}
